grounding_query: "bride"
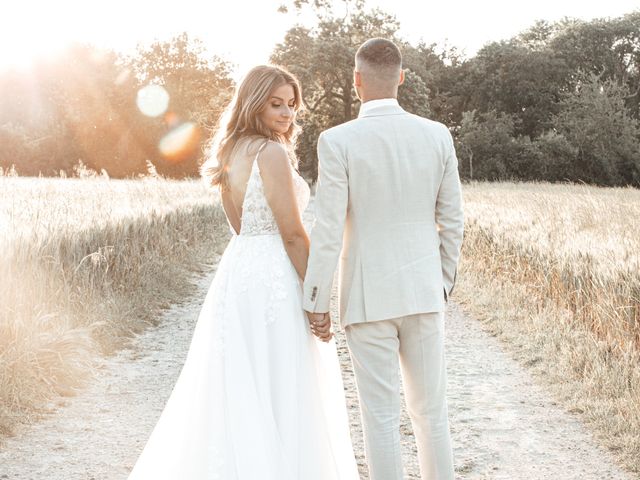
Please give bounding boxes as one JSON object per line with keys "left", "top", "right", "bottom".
{"left": 127, "top": 65, "right": 360, "bottom": 479}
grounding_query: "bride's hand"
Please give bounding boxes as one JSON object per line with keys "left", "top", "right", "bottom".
{"left": 306, "top": 312, "right": 333, "bottom": 342}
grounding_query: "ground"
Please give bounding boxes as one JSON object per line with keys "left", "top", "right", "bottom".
{"left": 0, "top": 259, "right": 633, "bottom": 480}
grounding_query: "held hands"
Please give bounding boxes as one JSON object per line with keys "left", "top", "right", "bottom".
{"left": 306, "top": 311, "right": 333, "bottom": 342}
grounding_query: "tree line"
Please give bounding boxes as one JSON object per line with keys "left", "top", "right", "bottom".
{"left": 1, "top": 1, "right": 639, "bottom": 186}
{"left": 0, "top": 33, "right": 234, "bottom": 178}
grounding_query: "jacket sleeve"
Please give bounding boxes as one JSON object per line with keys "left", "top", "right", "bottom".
{"left": 436, "top": 126, "right": 464, "bottom": 301}
{"left": 302, "top": 131, "right": 349, "bottom": 313}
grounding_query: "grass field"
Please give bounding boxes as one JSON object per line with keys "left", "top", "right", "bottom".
{"left": 1, "top": 176, "right": 639, "bottom": 475}
{"left": 0, "top": 175, "right": 230, "bottom": 440}
{"left": 457, "top": 181, "right": 640, "bottom": 474}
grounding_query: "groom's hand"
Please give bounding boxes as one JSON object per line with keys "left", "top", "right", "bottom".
{"left": 306, "top": 311, "right": 333, "bottom": 342}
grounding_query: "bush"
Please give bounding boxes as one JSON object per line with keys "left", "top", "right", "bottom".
{"left": 533, "top": 131, "right": 579, "bottom": 182}
{"left": 456, "top": 109, "right": 517, "bottom": 181}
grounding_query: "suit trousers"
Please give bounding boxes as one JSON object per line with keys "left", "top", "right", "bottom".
{"left": 344, "top": 312, "right": 454, "bottom": 480}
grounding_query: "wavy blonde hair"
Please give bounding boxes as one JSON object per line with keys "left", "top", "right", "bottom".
{"left": 200, "top": 65, "right": 303, "bottom": 190}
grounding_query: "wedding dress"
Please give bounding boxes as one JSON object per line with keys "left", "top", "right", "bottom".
{"left": 128, "top": 140, "right": 359, "bottom": 480}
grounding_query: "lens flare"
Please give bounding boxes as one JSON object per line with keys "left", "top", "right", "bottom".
{"left": 136, "top": 85, "right": 169, "bottom": 117}
{"left": 159, "top": 122, "right": 201, "bottom": 163}
{"left": 115, "top": 68, "right": 131, "bottom": 86}
{"left": 164, "top": 111, "right": 180, "bottom": 127}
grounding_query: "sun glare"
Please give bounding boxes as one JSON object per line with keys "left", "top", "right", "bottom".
{"left": 0, "top": 3, "right": 79, "bottom": 73}
{"left": 136, "top": 85, "right": 170, "bottom": 117}
{"left": 0, "top": 37, "right": 67, "bottom": 72}
{"left": 159, "top": 122, "right": 201, "bottom": 163}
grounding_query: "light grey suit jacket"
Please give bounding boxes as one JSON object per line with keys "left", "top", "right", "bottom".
{"left": 302, "top": 101, "right": 464, "bottom": 328}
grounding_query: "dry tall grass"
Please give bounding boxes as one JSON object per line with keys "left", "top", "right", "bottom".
{"left": 457, "top": 181, "right": 640, "bottom": 475}
{"left": 0, "top": 175, "right": 229, "bottom": 441}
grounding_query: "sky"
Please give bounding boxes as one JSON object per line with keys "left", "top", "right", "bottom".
{"left": 0, "top": 0, "right": 638, "bottom": 79}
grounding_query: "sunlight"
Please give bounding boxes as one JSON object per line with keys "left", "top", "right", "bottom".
{"left": 0, "top": 0, "right": 637, "bottom": 76}
{"left": 0, "top": 3, "right": 78, "bottom": 72}
{"left": 159, "top": 122, "right": 201, "bottom": 163}
{"left": 136, "top": 85, "right": 170, "bottom": 117}
{"left": 0, "top": 36, "right": 66, "bottom": 71}
{"left": 115, "top": 68, "right": 132, "bottom": 86}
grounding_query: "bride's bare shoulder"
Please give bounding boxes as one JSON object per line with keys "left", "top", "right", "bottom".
{"left": 257, "top": 141, "right": 289, "bottom": 171}
{"left": 233, "top": 135, "right": 269, "bottom": 158}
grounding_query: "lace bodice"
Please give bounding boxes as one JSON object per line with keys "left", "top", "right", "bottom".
{"left": 235, "top": 142, "right": 310, "bottom": 236}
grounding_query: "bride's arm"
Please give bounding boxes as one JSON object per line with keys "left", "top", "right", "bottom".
{"left": 259, "top": 142, "right": 310, "bottom": 280}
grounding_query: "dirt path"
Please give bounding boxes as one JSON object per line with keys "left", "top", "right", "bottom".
{"left": 0, "top": 253, "right": 634, "bottom": 479}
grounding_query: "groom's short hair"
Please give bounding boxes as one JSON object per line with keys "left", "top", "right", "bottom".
{"left": 355, "top": 38, "right": 402, "bottom": 81}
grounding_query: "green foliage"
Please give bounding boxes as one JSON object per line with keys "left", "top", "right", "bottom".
{"left": 402, "top": 42, "right": 462, "bottom": 125}
{"left": 0, "top": 36, "right": 234, "bottom": 179}
{"left": 447, "top": 11, "right": 640, "bottom": 186}
{"left": 533, "top": 131, "right": 579, "bottom": 182}
{"left": 122, "top": 33, "right": 235, "bottom": 178}
{"left": 456, "top": 109, "right": 517, "bottom": 181}
{"left": 398, "top": 70, "right": 431, "bottom": 118}
{"left": 553, "top": 72, "right": 640, "bottom": 185}
{"left": 272, "top": 2, "right": 435, "bottom": 179}
{"left": 456, "top": 73, "right": 640, "bottom": 185}
{"left": 455, "top": 72, "right": 640, "bottom": 185}
{"left": 0, "top": 44, "right": 127, "bottom": 176}
{"left": 126, "top": 32, "right": 234, "bottom": 129}
{"left": 1, "top": 3, "right": 639, "bottom": 186}
{"left": 452, "top": 41, "right": 572, "bottom": 138}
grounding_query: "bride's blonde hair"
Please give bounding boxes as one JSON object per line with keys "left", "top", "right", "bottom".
{"left": 200, "top": 65, "right": 303, "bottom": 190}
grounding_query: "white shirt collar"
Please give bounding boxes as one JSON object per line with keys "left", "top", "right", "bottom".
{"left": 357, "top": 98, "right": 399, "bottom": 117}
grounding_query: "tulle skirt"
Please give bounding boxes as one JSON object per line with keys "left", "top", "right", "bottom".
{"left": 128, "top": 233, "right": 359, "bottom": 479}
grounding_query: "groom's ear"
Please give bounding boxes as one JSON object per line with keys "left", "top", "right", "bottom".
{"left": 398, "top": 69, "right": 405, "bottom": 86}
{"left": 354, "top": 70, "right": 362, "bottom": 87}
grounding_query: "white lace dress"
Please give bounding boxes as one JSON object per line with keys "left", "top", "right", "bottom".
{"left": 128, "top": 143, "right": 359, "bottom": 480}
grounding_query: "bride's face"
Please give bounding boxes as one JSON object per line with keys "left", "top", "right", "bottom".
{"left": 259, "top": 83, "right": 296, "bottom": 135}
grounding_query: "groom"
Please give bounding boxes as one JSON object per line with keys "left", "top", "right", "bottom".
{"left": 303, "top": 38, "right": 464, "bottom": 479}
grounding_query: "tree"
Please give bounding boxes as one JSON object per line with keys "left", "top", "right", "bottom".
{"left": 123, "top": 32, "right": 235, "bottom": 177}
{"left": 272, "top": 0, "right": 430, "bottom": 179}
{"left": 44, "top": 44, "right": 149, "bottom": 177}
{"left": 515, "top": 19, "right": 565, "bottom": 51}
{"left": 451, "top": 41, "right": 571, "bottom": 138}
{"left": 548, "top": 13, "right": 640, "bottom": 118}
{"left": 0, "top": 35, "right": 235, "bottom": 178}
{"left": 455, "top": 109, "right": 519, "bottom": 181}
{"left": 399, "top": 41, "right": 468, "bottom": 123}
{"left": 0, "top": 43, "right": 143, "bottom": 177}
{"left": 533, "top": 131, "right": 578, "bottom": 182}
{"left": 553, "top": 72, "right": 640, "bottom": 185}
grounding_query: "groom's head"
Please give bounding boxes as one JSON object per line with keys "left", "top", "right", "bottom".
{"left": 354, "top": 38, "right": 404, "bottom": 102}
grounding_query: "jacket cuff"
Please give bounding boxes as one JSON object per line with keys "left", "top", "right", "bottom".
{"left": 444, "top": 268, "right": 457, "bottom": 302}
{"left": 302, "top": 285, "right": 331, "bottom": 313}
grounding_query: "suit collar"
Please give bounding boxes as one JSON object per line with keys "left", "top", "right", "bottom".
{"left": 357, "top": 98, "right": 406, "bottom": 118}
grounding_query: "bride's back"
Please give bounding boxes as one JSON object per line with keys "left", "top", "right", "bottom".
{"left": 221, "top": 136, "right": 268, "bottom": 235}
